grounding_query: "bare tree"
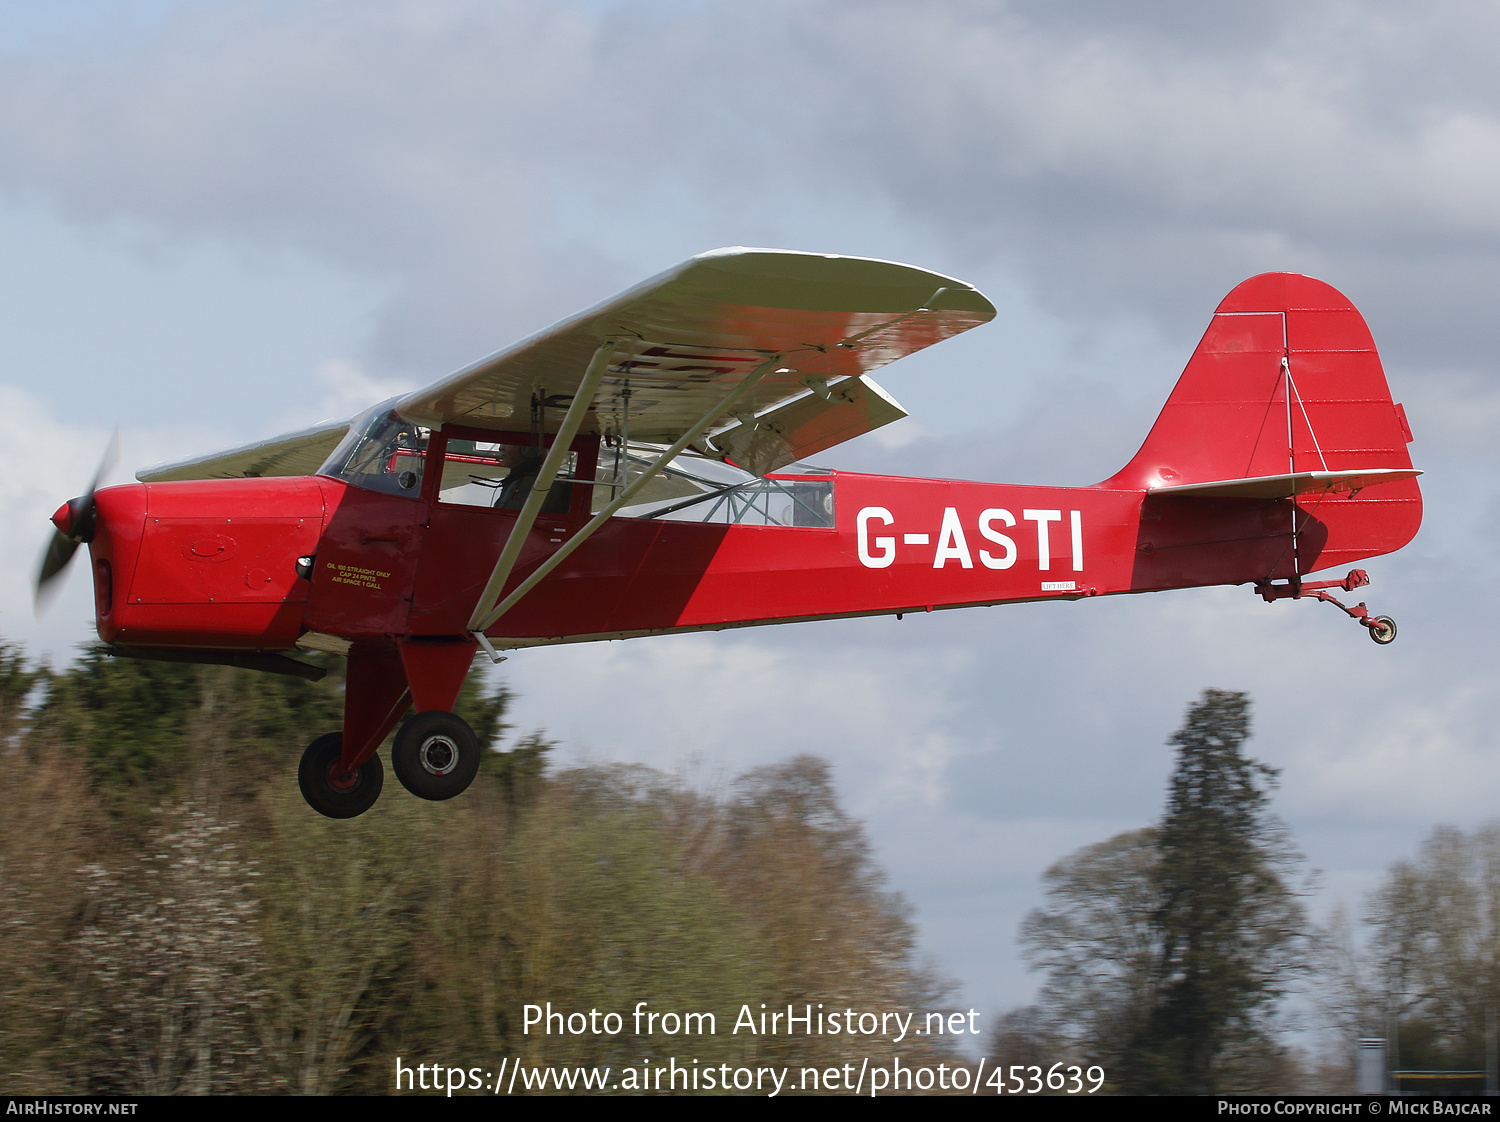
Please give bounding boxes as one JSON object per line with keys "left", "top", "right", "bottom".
{"left": 1020, "top": 828, "right": 1161, "bottom": 1058}
{"left": 1351, "top": 823, "right": 1500, "bottom": 1076}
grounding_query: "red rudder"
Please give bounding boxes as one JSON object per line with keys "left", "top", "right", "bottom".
{"left": 1101, "top": 273, "right": 1416, "bottom": 491}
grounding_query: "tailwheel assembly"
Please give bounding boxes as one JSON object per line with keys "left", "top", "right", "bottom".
{"left": 298, "top": 732, "right": 384, "bottom": 819}
{"left": 1254, "top": 569, "right": 1398, "bottom": 645}
{"left": 392, "top": 710, "right": 481, "bottom": 801}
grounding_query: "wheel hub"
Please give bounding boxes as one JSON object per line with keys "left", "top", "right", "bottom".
{"left": 418, "top": 735, "right": 460, "bottom": 776}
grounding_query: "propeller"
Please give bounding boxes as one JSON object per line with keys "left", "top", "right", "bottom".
{"left": 35, "top": 430, "right": 119, "bottom": 614}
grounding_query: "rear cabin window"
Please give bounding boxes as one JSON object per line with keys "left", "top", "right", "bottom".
{"left": 602, "top": 445, "right": 834, "bottom": 529}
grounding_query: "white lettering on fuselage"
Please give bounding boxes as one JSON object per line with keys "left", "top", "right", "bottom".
{"left": 933, "top": 508, "right": 972, "bottom": 568}
{"left": 977, "top": 508, "right": 1017, "bottom": 569}
{"left": 856, "top": 506, "right": 1083, "bottom": 573}
{"left": 857, "top": 507, "right": 895, "bottom": 568}
{"left": 1022, "top": 509, "right": 1063, "bottom": 571}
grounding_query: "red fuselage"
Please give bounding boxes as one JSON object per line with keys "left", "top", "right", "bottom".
{"left": 86, "top": 468, "right": 1422, "bottom": 653}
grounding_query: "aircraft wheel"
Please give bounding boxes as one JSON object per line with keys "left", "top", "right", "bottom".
{"left": 298, "top": 732, "right": 384, "bottom": 819}
{"left": 393, "top": 711, "right": 481, "bottom": 801}
{"left": 1368, "top": 616, "right": 1397, "bottom": 645}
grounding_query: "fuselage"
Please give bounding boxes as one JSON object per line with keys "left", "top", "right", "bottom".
{"left": 85, "top": 466, "right": 1422, "bottom": 653}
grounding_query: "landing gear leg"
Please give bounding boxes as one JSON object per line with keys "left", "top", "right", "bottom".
{"left": 392, "top": 711, "right": 481, "bottom": 801}
{"left": 298, "top": 732, "right": 384, "bottom": 818}
{"left": 1254, "top": 569, "right": 1399, "bottom": 645}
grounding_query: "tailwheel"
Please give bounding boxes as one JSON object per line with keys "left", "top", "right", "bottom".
{"left": 392, "top": 711, "right": 481, "bottom": 801}
{"left": 298, "top": 732, "right": 384, "bottom": 819}
{"left": 1254, "top": 570, "right": 1399, "bottom": 647}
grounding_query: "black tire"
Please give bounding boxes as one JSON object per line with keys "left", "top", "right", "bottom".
{"left": 298, "top": 732, "right": 384, "bottom": 819}
{"left": 392, "top": 711, "right": 481, "bottom": 801}
{"left": 1368, "top": 616, "right": 1397, "bottom": 645}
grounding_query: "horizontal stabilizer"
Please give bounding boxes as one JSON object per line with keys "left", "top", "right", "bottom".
{"left": 1151, "top": 468, "right": 1422, "bottom": 500}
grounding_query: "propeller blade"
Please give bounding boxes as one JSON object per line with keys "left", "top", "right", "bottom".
{"left": 88, "top": 429, "right": 120, "bottom": 502}
{"left": 34, "top": 429, "right": 120, "bottom": 615}
{"left": 37, "top": 531, "right": 80, "bottom": 589}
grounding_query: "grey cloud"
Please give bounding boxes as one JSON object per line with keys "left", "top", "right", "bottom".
{"left": 2, "top": 1, "right": 1498, "bottom": 367}
{"left": 793, "top": 3, "right": 1500, "bottom": 346}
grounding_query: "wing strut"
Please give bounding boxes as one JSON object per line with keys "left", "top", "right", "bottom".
{"left": 468, "top": 353, "right": 783, "bottom": 642}
{"left": 464, "top": 338, "right": 619, "bottom": 637}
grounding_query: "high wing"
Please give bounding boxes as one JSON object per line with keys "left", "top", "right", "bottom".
{"left": 139, "top": 418, "right": 351, "bottom": 483}
{"left": 138, "top": 248, "right": 995, "bottom": 483}
{"left": 395, "top": 247, "right": 994, "bottom": 471}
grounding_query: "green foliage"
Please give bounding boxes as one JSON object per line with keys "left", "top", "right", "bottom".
{"left": 252, "top": 785, "right": 441, "bottom": 1094}
{"left": 0, "top": 635, "right": 946, "bottom": 1095}
{"left": 452, "top": 657, "right": 512, "bottom": 750}
{"left": 0, "top": 722, "right": 98, "bottom": 1092}
{"left": 36, "top": 648, "right": 344, "bottom": 823}
{"left": 477, "top": 731, "right": 555, "bottom": 806}
{"left": 39, "top": 649, "right": 200, "bottom": 810}
{"left": 0, "top": 639, "right": 43, "bottom": 710}
{"left": 400, "top": 767, "right": 769, "bottom": 1076}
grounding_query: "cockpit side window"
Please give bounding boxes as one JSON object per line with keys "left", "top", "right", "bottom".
{"left": 320, "top": 410, "right": 429, "bottom": 498}
{"left": 438, "top": 440, "right": 575, "bottom": 513}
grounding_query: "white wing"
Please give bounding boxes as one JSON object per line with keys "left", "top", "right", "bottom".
{"left": 138, "top": 418, "right": 352, "bottom": 483}
{"left": 395, "top": 247, "right": 994, "bottom": 453}
{"left": 138, "top": 248, "right": 995, "bottom": 482}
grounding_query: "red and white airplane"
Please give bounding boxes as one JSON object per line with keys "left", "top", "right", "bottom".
{"left": 38, "top": 250, "right": 1422, "bottom": 818}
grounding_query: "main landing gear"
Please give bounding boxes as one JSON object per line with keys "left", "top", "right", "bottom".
{"left": 392, "top": 711, "right": 481, "bottom": 801}
{"left": 298, "top": 732, "right": 384, "bottom": 819}
{"left": 297, "top": 710, "right": 481, "bottom": 818}
{"left": 1254, "top": 569, "right": 1398, "bottom": 645}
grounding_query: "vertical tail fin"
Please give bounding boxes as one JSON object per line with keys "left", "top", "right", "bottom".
{"left": 1101, "top": 273, "right": 1416, "bottom": 491}
{"left": 1110, "top": 273, "right": 1422, "bottom": 584}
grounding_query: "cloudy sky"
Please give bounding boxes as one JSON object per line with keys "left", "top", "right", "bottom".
{"left": 6, "top": 0, "right": 1500, "bottom": 1034}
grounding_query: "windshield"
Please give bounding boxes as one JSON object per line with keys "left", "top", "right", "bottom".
{"left": 319, "top": 409, "right": 429, "bottom": 497}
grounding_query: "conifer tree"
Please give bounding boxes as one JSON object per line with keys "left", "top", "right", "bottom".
{"left": 1122, "top": 689, "right": 1305, "bottom": 1094}
{"left": 1023, "top": 690, "right": 1306, "bottom": 1094}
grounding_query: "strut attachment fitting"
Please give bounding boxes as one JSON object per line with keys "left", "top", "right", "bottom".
{"left": 1253, "top": 569, "right": 1397, "bottom": 644}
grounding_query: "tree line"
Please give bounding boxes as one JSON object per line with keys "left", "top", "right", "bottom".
{"left": 1010, "top": 688, "right": 1500, "bottom": 1095}
{"left": 6, "top": 637, "right": 1488, "bottom": 1095}
{"left": 0, "top": 640, "right": 959, "bottom": 1094}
